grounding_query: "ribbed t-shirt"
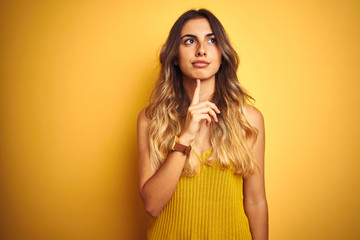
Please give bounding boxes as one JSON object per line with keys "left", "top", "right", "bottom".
{"left": 147, "top": 148, "right": 252, "bottom": 240}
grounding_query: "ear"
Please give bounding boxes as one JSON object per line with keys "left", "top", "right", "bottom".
{"left": 173, "top": 58, "right": 178, "bottom": 66}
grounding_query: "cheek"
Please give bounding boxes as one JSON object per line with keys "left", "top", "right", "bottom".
{"left": 213, "top": 53, "right": 222, "bottom": 67}
{"left": 216, "top": 49, "right": 222, "bottom": 62}
{"left": 178, "top": 47, "right": 193, "bottom": 59}
{"left": 178, "top": 54, "right": 192, "bottom": 69}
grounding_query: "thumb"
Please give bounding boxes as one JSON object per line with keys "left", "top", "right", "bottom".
{"left": 191, "top": 79, "right": 200, "bottom": 105}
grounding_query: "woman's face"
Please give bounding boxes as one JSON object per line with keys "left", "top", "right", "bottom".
{"left": 177, "top": 18, "right": 222, "bottom": 82}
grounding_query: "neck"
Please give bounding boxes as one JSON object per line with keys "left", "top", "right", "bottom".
{"left": 182, "top": 76, "right": 216, "bottom": 102}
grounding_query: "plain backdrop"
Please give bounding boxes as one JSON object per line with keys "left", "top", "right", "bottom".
{"left": 0, "top": 0, "right": 359, "bottom": 239}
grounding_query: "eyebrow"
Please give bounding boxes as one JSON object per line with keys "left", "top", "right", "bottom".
{"left": 180, "top": 33, "right": 215, "bottom": 39}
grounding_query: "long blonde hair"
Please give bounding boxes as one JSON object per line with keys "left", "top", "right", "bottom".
{"left": 146, "top": 9, "right": 259, "bottom": 177}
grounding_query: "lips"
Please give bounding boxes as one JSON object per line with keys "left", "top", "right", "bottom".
{"left": 192, "top": 60, "right": 209, "bottom": 68}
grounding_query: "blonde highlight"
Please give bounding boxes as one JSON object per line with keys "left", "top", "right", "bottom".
{"left": 146, "top": 9, "right": 259, "bottom": 177}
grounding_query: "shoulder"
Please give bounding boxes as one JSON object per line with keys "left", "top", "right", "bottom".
{"left": 138, "top": 106, "right": 151, "bottom": 123}
{"left": 244, "top": 104, "right": 264, "bottom": 130}
{"left": 137, "top": 106, "right": 151, "bottom": 130}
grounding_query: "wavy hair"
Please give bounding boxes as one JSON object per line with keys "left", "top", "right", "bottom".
{"left": 145, "top": 9, "right": 259, "bottom": 177}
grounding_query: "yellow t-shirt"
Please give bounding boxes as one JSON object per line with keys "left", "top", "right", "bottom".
{"left": 147, "top": 148, "right": 252, "bottom": 240}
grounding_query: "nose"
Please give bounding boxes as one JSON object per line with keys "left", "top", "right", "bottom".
{"left": 196, "top": 42, "right": 206, "bottom": 56}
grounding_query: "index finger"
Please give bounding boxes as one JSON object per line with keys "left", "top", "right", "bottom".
{"left": 191, "top": 79, "right": 200, "bottom": 105}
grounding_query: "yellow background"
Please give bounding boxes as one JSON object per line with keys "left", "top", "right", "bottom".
{"left": 1, "top": 0, "right": 359, "bottom": 239}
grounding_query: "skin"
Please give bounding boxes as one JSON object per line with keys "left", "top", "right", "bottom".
{"left": 176, "top": 17, "right": 222, "bottom": 151}
{"left": 137, "top": 17, "right": 268, "bottom": 239}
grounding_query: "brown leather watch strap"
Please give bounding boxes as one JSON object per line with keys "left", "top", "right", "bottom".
{"left": 170, "top": 136, "right": 192, "bottom": 156}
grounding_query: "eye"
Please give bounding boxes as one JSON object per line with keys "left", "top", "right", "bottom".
{"left": 208, "top": 38, "right": 217, "bottom": 44}
{"left": 184, "top": 38, "right": 196, "bottom": 45}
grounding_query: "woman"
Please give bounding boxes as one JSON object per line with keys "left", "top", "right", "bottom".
{"left": 137, "top": 9, "right": 268, "bottom": 239}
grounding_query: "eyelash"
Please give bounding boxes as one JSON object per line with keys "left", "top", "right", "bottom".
{"left": 209, "top": 38, "right": 216, "bottom": 44}
{"left": 184, "top": 38, "right": 217, "bottom": 45}
{"left": 184, "top": 39, "right": 195, "bottom": 45}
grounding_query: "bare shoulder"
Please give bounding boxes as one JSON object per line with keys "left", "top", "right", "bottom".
{"left": 137, "top": 106, "right": 155, "bottom": 193}
{"left": 244, "top": 104, "right": 264, "bottom": 130}
{"left": 137, "top": 106, "right": 151, "bottom": 160}
{"left": 137, "top": 106, "right": 151, "bottom": 128}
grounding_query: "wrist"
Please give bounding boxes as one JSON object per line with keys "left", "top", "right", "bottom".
{"left": 170, "top": 136, "right": 192, "bottom": 156}
{"left": 178, "top": 134, "right": 194, "bottom": 146}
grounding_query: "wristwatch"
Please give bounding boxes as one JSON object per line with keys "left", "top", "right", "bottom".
{"left": 170, "top": 136, "right": 192, "bottom": 156}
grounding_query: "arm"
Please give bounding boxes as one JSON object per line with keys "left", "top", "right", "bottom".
{"left": 137, "top": 108, "right": 189, "bottom": 217}
{"left": 137, "top": 79, "right": 220, "bottom": 217}
{"left": 243, "top": 105, "right": 268, "bottom": 240}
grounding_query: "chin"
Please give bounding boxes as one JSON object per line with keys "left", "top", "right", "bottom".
{"left": 190, "top": 73, "right": 216, "bottom": 81}
{"left": 195, "top": 76, "right": 215, "bottom": 81}
{"left": 182, "top": 71, "right": 217, "bottom": 81}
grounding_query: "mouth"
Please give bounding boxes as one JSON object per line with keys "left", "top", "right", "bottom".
{"left": 192, "top": 60, "right": 209, "bottom": 68}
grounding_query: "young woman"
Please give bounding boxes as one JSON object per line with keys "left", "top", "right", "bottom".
{"left": 137, "top": 9, "right": 268, "bottom": 239}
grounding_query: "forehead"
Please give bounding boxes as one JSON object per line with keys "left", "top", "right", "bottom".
{"left": 180, "top": 18, "right": 213, "bottom": 36}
